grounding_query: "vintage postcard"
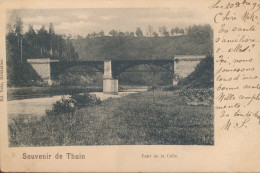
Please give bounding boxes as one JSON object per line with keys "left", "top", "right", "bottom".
{"left": 0, "top": 0, "right": 259, "bottom": 172}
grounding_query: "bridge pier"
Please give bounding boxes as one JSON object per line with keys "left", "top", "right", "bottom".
{"left": 103, "top": 60, "right": 118, "bottom": 94}
{"left": 27, "top": 58, "right": 59, "bottom": 86}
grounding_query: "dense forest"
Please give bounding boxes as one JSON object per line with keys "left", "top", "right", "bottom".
{"left": 6, "top": 18, "right": 79, "bottom": 63}
{"left": 6, "top": 17, "right": 213, "bottom": 87}
{"left": 6, "top": 18, "right": 79, "bottom": 86}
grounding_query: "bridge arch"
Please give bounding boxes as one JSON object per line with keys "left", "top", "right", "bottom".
{"left": 118, "top": 64, "right": 173, "bottom": 86}
{"left": 111, "top": 60, "right": 174, "bottom": 78}
{"left": 50, "top": 61, "right": 104, "bottom": 82}
{"left": 57, "top": 65, "right": 104, "bottom": 86}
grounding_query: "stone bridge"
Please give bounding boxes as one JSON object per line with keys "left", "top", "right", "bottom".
{"left": 27, "top": 55, "right": 205, "bottom": 94}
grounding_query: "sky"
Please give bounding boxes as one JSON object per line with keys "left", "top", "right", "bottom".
{"left": 7, "top": 8, "right": 212, "bottom": 37}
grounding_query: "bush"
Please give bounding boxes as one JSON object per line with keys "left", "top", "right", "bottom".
{"left": 9, "top": 93, "right": 101, "bottom": 146}
{"left": 178, "top": 88, "right": 213, "bottom": 105}
{"left": 71, "top": 93, "right": 101, "bottom": 108}
{"left": 46, "top": 93, "right": 101, "bottom": 116}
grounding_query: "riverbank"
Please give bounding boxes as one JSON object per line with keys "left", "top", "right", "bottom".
{"left": 9, "top": 89, "right": 214, "bottom": 146}
{"left": 7, "top": 91, "right": 138, "bottom": 121}
{"left": 7, "top": 85, "right": 149, "bottom": 101}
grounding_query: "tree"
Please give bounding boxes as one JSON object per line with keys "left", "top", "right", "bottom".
{"left": 171, "top": 27, "right": 179, "bottom": 36}
{"left": 86, "top": 33, "right": 91, "bottom": 38}
{"left": 170, "top": 28, "right": 173, "bottom": 36}
{"left": 37, "top": 25, "right": 48, "bottom": 56}
{"left": 184, "top": 27, "right": 188, "bottom": 34}
{"left": 56, "top": 34, "right": 63, "bottom": 57}
{"left": 152, "top": 32, "right": 158, "bottom": 37}
{"left": 6, "top": 24, "right": 19, "bottom": 63}
{"left": 27, "top": 25, "right": 36, "bottom": 35}
{"left": 14, "top": 17, "right": 23, "bottom": 37}
{"left": 63, "top": 36, "right": 79, "bottom": 61}
{"left": 49, "top": 22, "right": 55, "bottom": 35}
{"left": 147, "top": 63, "right": 161, "bottom": 103}
{"left": 49, "top": 23, "right": 55, "bottom": 55}
{"left": 170, "top": 28, "right": 174, "bottom": 36}
{"left": 118, "top": 31, "right": 125, "bottom": 36}
{"left": 91, "top": 32, "right": 97, "bottom": 38}
{"left": 7, "top": 23, "right": 14, "bottom": 34}
{"left": 129, "top": 32, "right": 135, "bottom": 37}
{"left": 159, "top": 26, "right": 169, "bottom": 36}
{"left": 24, "top": 25, "right": 37, "bottom": 59}
{"left": 135, "top": 27, "right": 143, "bottom": 37}
{"left": 147, "top": 25, "right": 153, "bottom": 37}
{"left": 59, "top": 34, "right": 67, "bottom": 58}
{"left": 77, "top": 35, "right": 83, "bottom": 39}
{"left": 14, "top": 17, "right": 24, "bottom": 62}
{"left": 98, "top": 30, "right": 104, "bottom": 37}
{"left": 109, "top": 29, "right": 118, "bottom": 36}
{"left": 187, "top": 24, "right": 213, "bottom": 44}
{"left": 179, "top": 28, "right": 184, "bottom": 35}
{"left": 125, "top": 31, "right": 130, "bottom": 36}
{"left": 86, "top": 32, "right": 97, "bottom": 38}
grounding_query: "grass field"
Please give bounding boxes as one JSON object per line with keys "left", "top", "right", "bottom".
{"left": 8, "top": 89, "right": 214, "bottom": 146}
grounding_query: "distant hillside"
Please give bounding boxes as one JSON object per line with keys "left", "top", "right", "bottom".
{"left": 72, "top": 35, "right": 213, "bottom": 61}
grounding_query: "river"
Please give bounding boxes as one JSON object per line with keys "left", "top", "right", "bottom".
{"left": 7, "top": 90, "right": 147, "bottom": 120}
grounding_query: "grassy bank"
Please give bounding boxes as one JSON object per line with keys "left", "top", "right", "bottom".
{"left": 9, "top": 89, "right": 213, "bottom": 146}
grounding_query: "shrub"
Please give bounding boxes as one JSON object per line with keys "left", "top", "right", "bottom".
{"left": 178, "top": 88, "right": 213, "bottom": 104}
{"left": 70, "top": 93, "right": 101, "bottom": 109}
{"left": 46, "top": 93, "right": 101, "bottom": 116}
{"left": 9, "top": 93, "right": 101, "bottom": 146}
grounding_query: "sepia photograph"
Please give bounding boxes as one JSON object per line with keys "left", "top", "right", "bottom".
{"left": 6, "top": 8, "right": 214, "bottom": 147}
